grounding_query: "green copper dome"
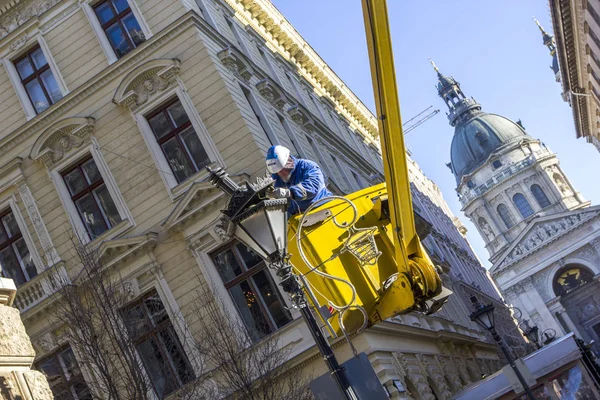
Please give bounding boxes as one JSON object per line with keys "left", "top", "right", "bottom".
{"left": 450, "top": 113, "right": 531, "bottom": 183}
{"left": 431, "top": 62, "right": 532, "bottom": 183}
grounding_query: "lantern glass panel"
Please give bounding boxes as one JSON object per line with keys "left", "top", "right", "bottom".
{"left": 476, "top": 306, "right": 494, "bottom": 330}
{"left": 265, "top": 205, "right": 287, "bottom": 256}
{"left": 238, "top": 209, "right": 276, "bottom": 257}
{"left": 234, "top": 223, "right": 268, "bottom": 260}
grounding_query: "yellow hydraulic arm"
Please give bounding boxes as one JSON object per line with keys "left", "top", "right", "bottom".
{"left": 286, "top": 0, "right": 446, "bottom": 336}
{"left": 361, "top": 0, "right": 443, "bottom": 311}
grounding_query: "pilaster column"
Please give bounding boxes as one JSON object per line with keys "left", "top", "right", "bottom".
{"left": 15, "top": 179, "right": 59, "bottom": 266}
{"left": 520, "top": 279, "right": 563, "bottom": 334}
{"left": 482, "top": 199, "right": 504, "bottom": 237}
{"left": 547, "top": 299, "right": 579, "bottom": 337}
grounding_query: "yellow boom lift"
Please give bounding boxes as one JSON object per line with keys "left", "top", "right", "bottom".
{"left": 285, "top": 0, "right": 449, "bottom": 336}
{"left": 208, "top": 1, "right": 450, "bottom": 397}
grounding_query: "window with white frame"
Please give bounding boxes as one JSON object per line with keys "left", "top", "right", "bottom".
{"left": 240, "top": 85, "right": 279, "bottom": 146}
{"left": 121, "top": 290, "right": 195, "bottom": 397}
{"left": 211, "top": 242, "right": 292, "bottom": 341}
{"left": 330, "top": 154, "right": 355, "bottom": 192}
{"left": 0, "top": 209, "right": 37, "bottom": 287}
{"left": 36, "top": 346, "right": 92, "bottom": 400}
{"left": 81, "top": 0, "right": 150, "bottom": 64}
{"left": 195, "top": 0, "right": 217, "bottom": 29}
{"left": 305, "top": 136, "right": 332, "bottom": 179}
{"left": 61, "top": 156, "right": 122, "bottom": 238}
{"left": 93, "top": 0, "right": 146, "bottom": 58}
{"left": 351, "top": 170, "right": 366, "bottom": 189}
{"left": 145, "top": 98, "right": 211, "bottom": 184}
{"left": 257, "top": 47, "right": 281, "bottom": 85}
{"left": 51, "top": 146, "right": 132, "bottom": 242}
{"left": 225, "top": 17, "right": 249, "bottom": 55}
{"left": 284, "top": 72, "right": 306, "bottom": 106}
{"left": 276, "top": 111, "right": 302, "bottom": 156}
{"left": 13, "top": 45, "right": 63, "bottom": 114}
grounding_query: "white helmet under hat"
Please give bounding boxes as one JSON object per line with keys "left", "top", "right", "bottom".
{"left": 266, "top": 145, "right": 291, "bottom": 174}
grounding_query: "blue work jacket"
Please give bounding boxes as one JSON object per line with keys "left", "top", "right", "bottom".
{"left": 272, "top": 156, "right": 333, "bottom": 215}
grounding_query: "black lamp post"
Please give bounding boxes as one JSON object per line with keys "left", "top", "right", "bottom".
{"left": 469, "top": 297, "right": 536, "bottom": 400}
{"left": 208, "top": 167, "right": 359, "bottom": 400}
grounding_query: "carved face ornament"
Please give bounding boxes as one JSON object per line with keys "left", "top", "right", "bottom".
{"left": 143, "top": 79, "right": 154, "bottom": 92}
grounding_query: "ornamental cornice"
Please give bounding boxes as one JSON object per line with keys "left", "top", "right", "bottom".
{"left": 286, "top": 103, "right": 315, "bottom": 131}
{"left": 224, "top": 0, "right": 379, "bottom": 141}
{"left": 29, "top": 116, "right": 95, "bottom": 167}
{"left": 0, "top": 0, "right": 62, "bottom": 41}
{"left": 0, "top": 12, "right": 200, "bottom": 155}
{"left": 112, "top": 58, "right": 181, "bottom": 111}
{"left": 0, "top": 157, "right": 23, "bottom": 184}
{"left": 95, "top": 232, "right": 158, "bottom": 272}
{"left": 217, "top": 45, "right": 254, "bottom": 81}
{"left": 255, "top": 77, "right": 290, "bottom": 110}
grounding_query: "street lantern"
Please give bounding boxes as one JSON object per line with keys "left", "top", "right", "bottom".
{"left": 521, "top": 320, "right": 540, "bottom": 349}
{"left": 207, "top": 166, "right": 360, "bottom": 400}
{"left": 231, "top": 199, "right": 288, "bottom": 262}
{"left": 469, "top": 296, "right": 495, "bottom": 331}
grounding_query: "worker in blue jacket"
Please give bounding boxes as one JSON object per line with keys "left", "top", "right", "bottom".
{"left": 266, "top": 145, "right": 333, "bottom": 215}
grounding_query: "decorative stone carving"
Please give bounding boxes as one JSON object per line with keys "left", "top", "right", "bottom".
{"left": 30, "top": 117, "right": 95, "bottom": 167}
{"left": 287, "top": 104, "right": 316, "bottom": 131}
{"left": 571, "top": 245, "right": 600, "bottom": 264}
{"left": 452, "top": 356, "right": 472, "bottom": 385}
{"left": 589, "top": 236, "right": 600, "bottom": 250}
{"left": 508, "top": 275, "right": 532, "bottom": 295}
{"left": 113, "top": 59, "right": 181, "bottom": 110}
{"left": 218, "top": 46, "right": 253, "bottom": 81}
{"left": 0, "top": 0, "right": 62, "bottom": 40}
{"left": 256, "top": 78, "right": 289, "bottom": 110}
{"left": 553, "top": 172, "right": 571, "bottom": 195}
{"left": 496, "top": 210, "right": 600, "bottom": 270}
{"left": 417, "top": 354, "right": 452, "bottom": 399}
{"left": 213, "top": 217, "right": 234, "bottom": 242}
{"left": 34, "top": 332, "right": 56, "bottom": 354}
{"left": 479, "top": 218, "right": 495, "bottom": 240}
{"left": 10, "top": 33, "right": 28, "bottom": 51}
{"left": 16, "top": 180, "right": 59, "bottom": 265}
{"left": 434, "top": 355, "right": 462, "bottom": 394}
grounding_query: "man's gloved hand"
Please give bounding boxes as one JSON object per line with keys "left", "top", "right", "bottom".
{"left": 273, "top": 187, "right": 291, "bottom": 199}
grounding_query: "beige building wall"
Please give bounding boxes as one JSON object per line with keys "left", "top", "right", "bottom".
{"left": 0, "top": 0, "right": 505, "bottom": 398}
{"left": 550, "top": 0, "right": 600, "bottom": 150}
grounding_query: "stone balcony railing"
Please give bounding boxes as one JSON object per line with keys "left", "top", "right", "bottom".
{"left": 459, "top": 158, "right": 533, "bottom": 206}
{"left": 458, "top": 148, "right": 553, "bottom": 206}
{"left": 14, "top": 262, "right": 70, "bottom": 314}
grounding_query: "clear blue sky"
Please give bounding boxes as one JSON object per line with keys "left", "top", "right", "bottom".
{"left": 271, "top": 0, "right": 600, "bottom": 268}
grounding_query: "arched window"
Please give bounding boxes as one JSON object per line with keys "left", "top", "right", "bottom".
{"left": 497, "top": 203, "right": 515, "bottom": 229}
{"left": 531, "top": 184, "right": 551, "bottom": 208}
{"left": 553, "top": 265, "right": 594, "bottom": 296}
{"left": 513, "top": 193, "right": 534, "bottom": 218}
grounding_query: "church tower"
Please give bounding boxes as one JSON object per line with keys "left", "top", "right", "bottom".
{"left": 533, "top": 17, "right": 561, "bottom": 84}
{"left": 433, "top": 62, "right": 589, "bottom": 264}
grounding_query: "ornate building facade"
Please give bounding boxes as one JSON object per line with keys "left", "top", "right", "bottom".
{"left": 434, "top": 63, "right": 600, "bottom": 354}
{"left": 0, "top": 0, "right": 517, "bottom": 398}
{"left": 547, "top": 0, "right": 600, "bottom": 151}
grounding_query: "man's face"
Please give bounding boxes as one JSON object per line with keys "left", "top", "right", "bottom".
{"left": 277, "top": 168, "right": 292, "bottom": 181}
